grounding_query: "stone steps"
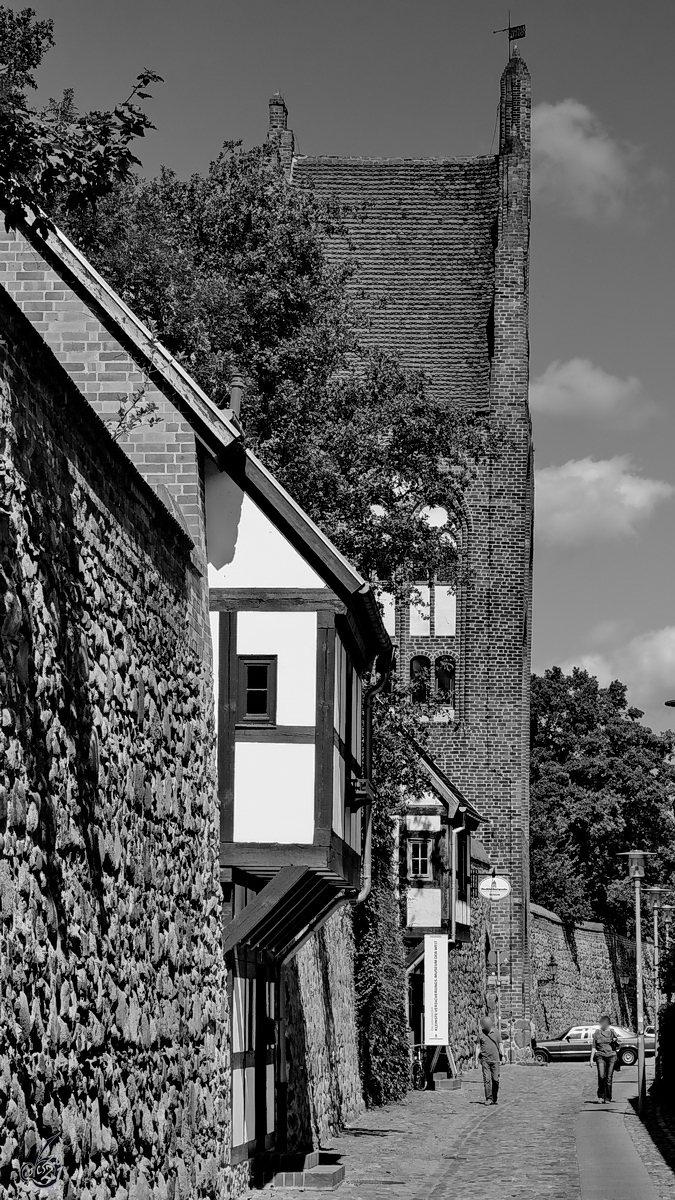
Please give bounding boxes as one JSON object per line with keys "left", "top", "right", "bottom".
{"left": 271, "top": 1161, "right": 346, "bottom": 1190}
{"left": 254, "top": 1150, "right": 345, "bottom": 1191}
{"left": 429, "top": 1072, "right": 462, "bottom": 1091}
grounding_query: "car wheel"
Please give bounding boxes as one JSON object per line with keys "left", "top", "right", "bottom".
{"left": 534, "top": 1049, "right": 549, "bottom": 1064}
{"left": 620, "top": 1048, "right": 637, "bottom": 1067}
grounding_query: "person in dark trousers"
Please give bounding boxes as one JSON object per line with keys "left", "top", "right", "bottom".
{"left": 475, "top": 1015, "right": 504, "bottom": 1105}
{"left": 590, "top": 1015, "right": 619, "bottom": 1103}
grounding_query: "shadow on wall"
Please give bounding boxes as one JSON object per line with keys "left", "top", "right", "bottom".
{"left": 284, "top": 908, "right": 364, "bottom": 1151}
{"left": 530, "top": 904, "right": 653, "bottom": 1037}
{"left": 0, "top": 296, "right": 228, "bottom": 1199}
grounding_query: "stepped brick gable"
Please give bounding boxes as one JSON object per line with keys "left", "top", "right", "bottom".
{"left": 276, "top": 52, "right": 533, "bottom": 1021}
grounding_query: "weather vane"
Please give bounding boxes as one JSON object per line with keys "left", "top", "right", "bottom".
{"left": 493, "top": 12, "right": 526, "bottom": 58}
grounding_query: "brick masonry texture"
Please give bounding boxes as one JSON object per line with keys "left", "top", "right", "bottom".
{"left": 0, "top": 230, "right": 207, "bottom": 589}
{"left": 0, "top": 291, "right": 231, "bottom": 1198}
{"left": 290, "top": 54, "right": 533, "bottom": 1021}
{"left": 292, "top": 156, "right": 499, "bottom": 406}
{"left": 530, "top": 903, "right": 654, "bottom": 1038}
{"left": 284, "top": 909, "right": 364, "bottom": 1151}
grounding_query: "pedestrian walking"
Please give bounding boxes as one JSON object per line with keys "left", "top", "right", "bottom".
{"left": 475, "top": 1015, "right": 504, "bottom": 1105}
{"left": 589, "top": 1015, "right": 619, "bottom": 1103}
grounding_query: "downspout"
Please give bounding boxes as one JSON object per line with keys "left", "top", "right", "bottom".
{"left": 356, "top": 650, "right": 392, "bottom": 905}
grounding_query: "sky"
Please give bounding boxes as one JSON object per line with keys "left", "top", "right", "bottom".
{"left": 11, "top": 0, "right": 675, "bottom": 731}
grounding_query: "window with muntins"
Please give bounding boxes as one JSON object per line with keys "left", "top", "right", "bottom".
{"left": 408, "top": 583, "right": 456, "bottom": 638}
{"left": 237, "top": 656, "right": 277, "bottom": 724}
{"left": 409, "top": 838, "right": 432, "bottom": 879}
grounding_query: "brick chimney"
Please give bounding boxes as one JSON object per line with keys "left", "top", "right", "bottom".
{"left": 267, "top": 92, "right": 295, "bottom": 178}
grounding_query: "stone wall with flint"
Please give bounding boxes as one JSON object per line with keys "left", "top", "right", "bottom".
{"left": 530, "top": 902, "right": 654, "bottom": 1039}
{"left": 284, "top": 908, "right": 363, "bottom": 1150}
{"left": 0, "top": 289, "right": 230, "bottom": 1198}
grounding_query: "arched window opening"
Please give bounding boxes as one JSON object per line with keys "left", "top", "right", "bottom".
{"left": 435, "top": 656, "right": 455, "bottom": 708}
{"left": 410, "top": 655, "right": 431, "bottom": 704}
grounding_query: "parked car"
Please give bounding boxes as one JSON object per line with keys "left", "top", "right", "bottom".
{"left": 533, "top": 1023, "right": 655, "bottom": 1066}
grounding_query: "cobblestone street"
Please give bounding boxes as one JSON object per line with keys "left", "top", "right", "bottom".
{"left": 251, "top": 1062, "right": 675, "bottom": 1199}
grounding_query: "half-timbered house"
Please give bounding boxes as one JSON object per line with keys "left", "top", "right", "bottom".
{"left": 206, "top": 449, "right": 392, "bottom": 1170}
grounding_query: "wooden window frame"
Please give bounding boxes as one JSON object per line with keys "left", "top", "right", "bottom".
{"left": 237, "top": 655, "right": 278, "bottom": 726}
{"left": 408, "top": 837, "right": 433, "bottom": 881}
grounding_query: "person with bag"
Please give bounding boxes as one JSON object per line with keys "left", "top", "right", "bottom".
{"left": 589, "top": 1015, "right": 619, "bottom": 1103}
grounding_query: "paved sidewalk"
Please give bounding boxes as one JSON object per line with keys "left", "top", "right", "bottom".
{"left": 249, "top": 1061, "right": 675, "bottom": 1199}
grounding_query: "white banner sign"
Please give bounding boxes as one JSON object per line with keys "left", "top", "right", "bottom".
{"left": 424, "top": 935, "right": 448, "bottom": 1046}
{"left": 478, "top": 875, "right": 511, "bottom": 902}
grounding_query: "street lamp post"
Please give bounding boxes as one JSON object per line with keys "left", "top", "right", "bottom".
{"left": 645, "top": 887, "right": 669, "bottom": 1084}
{"left": 619, "top": 850, "right": 651, "bottom": 1115}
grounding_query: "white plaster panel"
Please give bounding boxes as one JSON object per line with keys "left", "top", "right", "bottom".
{"left": 406, "top": 814, "right": 441, "bottom": 832}
{"left": 434, "top": 586, "right": 456, "bottom": 636}
{"left": 407, "top": 888, "right": 442, "bottom": 928}
{"left": 266, "top": 1063, "right": 275, "bottom": 1135}
{"left": 408, "top": 789, "right": 438, "bottom": 807}
{"left": 332, "top": 745, "right": 345, "bottom": 839}
{"left": 237, "top": 610, "right": 316, "bottom": 725}
{"left": 210, "top": 611, "right": 219, "bottom": 719}
{"left": 232, "top": 976, "right": 246, "bottom": 1054}
{"left": 334, "top": 636, "right": 347, "bottom": 740}
{"left": 409, "top": 586, "right": 430, "bottom": 636}
{"left": 379, "top": 592, "right": 396, "bottom": 636}
{"left": 234, "top": 742, "right": 315, "bottom": 843}
{"left": 205, "top": 470, "right": 325, "bottom": 588}
{"left": 244, "top": 1067, "right": 256, "bottom": 1144}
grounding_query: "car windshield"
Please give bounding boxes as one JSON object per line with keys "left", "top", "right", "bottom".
{"left": 553, "top": 1029, "right": 571, "bottom": 1041}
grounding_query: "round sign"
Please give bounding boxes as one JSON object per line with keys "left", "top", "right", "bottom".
{"left": 478, "top": 875, "right": 511, "bottom": 902}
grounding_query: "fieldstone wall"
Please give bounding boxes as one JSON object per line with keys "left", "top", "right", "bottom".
{"left": 284, "top": 907, "right": 363, "bottom": 1150}
{"left": 531, "top": 903, "right": 654, "bottom": 1037}
{"left": 0, "top": 292, "right": 230, "bottom": 1197}
{"left": 447, "top": 898, "right": 492, "bottom": 1069}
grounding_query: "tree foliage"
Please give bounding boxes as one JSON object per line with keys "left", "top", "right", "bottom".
{"left": 55, "top": 147, "right": 490, "bottom": 597}
{"left": 8, "top": 8, "right": 490, "bottom": 1103}
{"left": 0, "top": 6, "right": 161, "bottom": 233}
{"left": 530, "top": 666, "right": 675, "bottom": 931}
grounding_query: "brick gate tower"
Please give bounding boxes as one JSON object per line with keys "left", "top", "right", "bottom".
{"left": 270, "top": 53, "right": 533, "bottom": 1022}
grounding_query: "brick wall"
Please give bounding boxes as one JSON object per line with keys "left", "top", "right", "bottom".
{"left": 292, "top": 53, "right": 534, "bottom": 1024}
{"left": 0, "top": 229, "right": 207, "bottom": 585}
{"left": 431, "top": 52, "right": 533, "bottom": 1021}
{"left": 0, "top": 290, "right": 230, "bottom": 1199}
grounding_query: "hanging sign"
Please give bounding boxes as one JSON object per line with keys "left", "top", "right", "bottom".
{"left": 424, "top": 935, "right": 449, "bottom": 1046}
{"left": 478, "top": 875, "right": 512, "bottom": 902}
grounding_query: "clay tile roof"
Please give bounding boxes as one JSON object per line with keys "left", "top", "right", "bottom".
{"left": 292, "top": 154, "right": 499, "bottom": 404}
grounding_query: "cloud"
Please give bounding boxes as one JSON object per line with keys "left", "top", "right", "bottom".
{"left": 561, "top": 628, "right": 675, "bottom": 728}
{"left": 531, "top": 100, "right": 655, "bottom": 222}
{"left": 535, "top": 456, "right": 673, "bottom": 547}
{"left": 530, "top": 358, "right": 657, "bottom": 427}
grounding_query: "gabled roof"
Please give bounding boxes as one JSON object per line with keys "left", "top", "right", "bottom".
{"left": 11, "top": 214, "right": 240, "bottom": 462}
{"left": 225, "top": 445, "right": 392, "bottom": 665}
{"left": 6, "top": 214, "right": 391, "bottom": 665}
{"left": 417, "top": 747, "right": 483, "bottom": 825}
{"left": 291, "top": 154, "right": 498, "bottom": 405}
